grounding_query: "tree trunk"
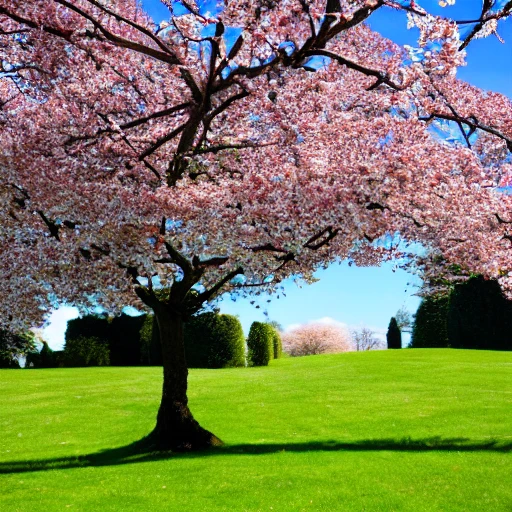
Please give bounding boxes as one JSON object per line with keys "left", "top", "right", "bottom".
{"left": 148, "top": 305, "right": 223, "bottom": 451}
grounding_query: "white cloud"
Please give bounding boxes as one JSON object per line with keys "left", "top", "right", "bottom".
{"left": 41, "top": 306, "right": 80, "bottom": 351}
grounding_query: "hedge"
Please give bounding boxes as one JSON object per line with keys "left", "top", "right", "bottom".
{"left": 247, "top": 322, "right": 274, "bottom": 366}
{"left": 185, "top": 312, "right": 245, "bottom": 368}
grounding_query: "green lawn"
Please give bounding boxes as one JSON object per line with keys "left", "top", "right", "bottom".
{"left": 1, "top": 349, "right": 511, "bottom": 511}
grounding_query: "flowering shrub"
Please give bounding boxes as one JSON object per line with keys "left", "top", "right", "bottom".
{"left": 282, "top": 323, "right": 352, "bottom": 357}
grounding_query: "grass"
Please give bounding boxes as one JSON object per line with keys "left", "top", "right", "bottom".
{"left": 1, "top": 348, "right": 511, "bottom": 511}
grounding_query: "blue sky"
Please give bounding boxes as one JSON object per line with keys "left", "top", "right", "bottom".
{"left": 42, "top": 1, "right": 511, "bottom": 348}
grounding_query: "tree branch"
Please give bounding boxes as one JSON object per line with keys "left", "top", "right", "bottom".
{"left": 192, "top": 255, "right": 229, "bottom": 268}
{"left": 82, "top": 0, "right": 178, "bottom": 58}
{"left": 120, "top": 102, "right": 191, "bottom": 130}
{"left": 138, "top": 122, "right": 187, "bottom": 160}
{"left": 193, "top": 266, "right": 244, "bottom": 305}
{"left": 420, "top": 112, "right": 512, "bottom": 150}
{"left": 52, "top": 0, "right": 181, "bottom": 65}
{"left": 304, "top": 49, "right": 403, "bottom": 90}
{"left": 37, "top": 211, "right": 60, "bottom": 240}
{"left": 304, "top": 226, "right": 339, "bottom": 250}
{"left": 163, "top": 241, "right": 193, "bottom": 275}
{"left": 250, "top": 243, "right": 288, "bottom": 254}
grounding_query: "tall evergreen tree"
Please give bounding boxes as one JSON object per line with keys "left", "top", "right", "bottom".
{"left": 410, "top": 295, "right": 450, "bottom": 348}
{"left": 386, "top": 317, "right": 402, "bottom": 349}
{"left": 447, "top": 276, "right": 512, "bottom": 351}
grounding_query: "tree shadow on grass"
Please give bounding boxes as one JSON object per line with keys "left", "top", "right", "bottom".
{"left": 1, "top": 436, "right": 510, "bottom": 475}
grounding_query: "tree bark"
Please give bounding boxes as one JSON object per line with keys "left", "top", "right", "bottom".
{"left": 148, "top": 305, "right": 223, "bottom": 451}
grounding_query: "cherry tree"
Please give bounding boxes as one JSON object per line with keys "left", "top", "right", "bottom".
{"left": 282, "top": 322, "right": 352, "bottom": 356}
{"left": 1, "top": 0, "right": 511, "bottom": 450}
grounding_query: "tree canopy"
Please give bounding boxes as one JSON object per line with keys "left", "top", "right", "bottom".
{"left": 0, "top": 0, "right": 511, "bottom": 330}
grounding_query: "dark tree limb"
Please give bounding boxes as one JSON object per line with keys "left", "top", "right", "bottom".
{"left": 495, "top": 214, "right": 512, "bottom": 224}
{"left": 163, "top": 241, "right": 193, "bottom": 275}
{"left": 37, "top": 211, "right": 60, "bottom": 240}
{"left": 419, "top": 112, "right": 512, "bottom": 150}
{"left": 82, "top": 0, "right": 178, "bottom": 58}
{"left": 54, "top": 0, "right": 180, "bottom": 65}
{"left": 192, "top": 266, "right": 244, "bottom": 306}
{"left": 138, "top": 123, "right": 187, "bottom": 160}
{"left": 0, "top": 7, "right": 74, "bottom": 40}
{"left": 304, "top": 226, "right": 339, "bottom": 250}
{"left": 192, "top": 255, "right": 229, "bottom": 268}
{"left": 250, "top": 243, "right": 288, "bottom": 254}
{"left": 120, "top": 102, "right": 191, "bottom": 130}
{"left": 304, "top": 49, "right": 404, "bottom": 90}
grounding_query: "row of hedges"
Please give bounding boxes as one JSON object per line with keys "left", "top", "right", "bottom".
{"left": 65, "top": 313, "right": 146, "bottom": 366}
{"left": 411, "top": 276, "right": 512, "bottom": 350}
{"left": 23, "top": 313, "right": 282, "bottom": 369}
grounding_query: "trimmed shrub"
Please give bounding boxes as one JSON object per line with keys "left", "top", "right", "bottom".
{"left": 185, "top": 312, "right": 245, "bottom": 368}
{"left": 386, "top": 317, "right": 402, "bottom": 349}
{"left": 410, "top": 295, "right": 450, "bottom": 348}
{"left": 266, "top": 323, "right": 282, "bottom": 359}
{"left": 412, "top": 279, "right": 512, "bottom": 350}
{"left": 247, "top": 322, "right": 274, "bottom": 366}
{"left": 208, "top": 314, "right": 245, "bottom": 368}
{"left": 282, "top": 322, "right": 352, "bottom": 357}
{"left": 63, "top": 336, "right": 110, "bottom": 367}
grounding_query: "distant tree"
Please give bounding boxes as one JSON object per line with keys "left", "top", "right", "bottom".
{"left": 386, "top": 317, "right": 402, "bottom": 349}
{"left": 352, "top": 327, "right": 383, "bottom": 352}
{"left": 410, "top": 295, "right": 450, "bottom": 348}
{"left": 0, "top": 328, "right": 35, "bottom": 368}
{"left": 266, "top": 320, "right": 284, "bottom": 333}
{"left": 395, "top": 307, "right": 413, "bottom": 333}
{"left": 247, "top": 322, "right": 274, "bottom": 367}
{"left": 283, "top": 323, "right": 352, "bottom": 357}
{"left": 66, "top": 312, "right": 150, "bottom": 366}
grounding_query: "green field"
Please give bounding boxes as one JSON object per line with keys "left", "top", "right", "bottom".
{"left": 1, "top": 349, "right": 511, "bottom": 511}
